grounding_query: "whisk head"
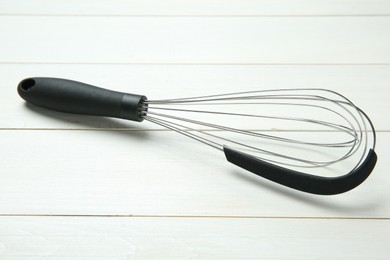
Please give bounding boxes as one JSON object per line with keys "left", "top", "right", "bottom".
{"left": 16, "top": 77, "right": 377, "bottom": 195}
{"left": 140, "top": 88, "right": 376, "bottom": 180}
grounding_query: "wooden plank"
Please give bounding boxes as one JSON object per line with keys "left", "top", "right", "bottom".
{"left": 1, "top": 16, "right": 389, "bottom": 64}
{"left": 2, "top": 64, "right": 389, "bottom": 130}
{"left": 0, "top": 130, "right": 387, "bottom": 218}
{"left": 1, "top": 0, "right": 390, "bottom": 16}
{"left": 0, "top": 216, "right": 388, "bottom": 259}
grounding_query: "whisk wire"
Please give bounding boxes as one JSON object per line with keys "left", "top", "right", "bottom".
{"left": 142, "top": 88, "right": 374, "bottom": 173}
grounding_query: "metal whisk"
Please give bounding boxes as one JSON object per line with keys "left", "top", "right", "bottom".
{"left": 17, "top": 78, "right": 377, "bottom": 195}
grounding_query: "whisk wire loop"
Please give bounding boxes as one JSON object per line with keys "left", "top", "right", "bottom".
{"left": 142, "top": 89, "right": 373, "bottom": 169}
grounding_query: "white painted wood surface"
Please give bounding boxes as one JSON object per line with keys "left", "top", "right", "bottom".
{"left": 0, "top": 130, "right": 389, "bottom": 218}
{"left": 0, "top": 217, "right": 389, "bottom": 259}
{"left": 0, "top": 0, "right": 389, "bottom": 259}
{"left": 1, "top": 16, "right": 389, "bottom": 64}
{"left": 1, "top": 0, "right": 390, "bottom": 16}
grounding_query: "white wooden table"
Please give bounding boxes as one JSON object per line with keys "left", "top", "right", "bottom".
{"left": 1, "top": 1, "right": 389, "bottom": 259}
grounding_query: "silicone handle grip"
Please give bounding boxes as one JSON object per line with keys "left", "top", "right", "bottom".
{"left": 17, "top": 77, "right": 146, "bottom": 122}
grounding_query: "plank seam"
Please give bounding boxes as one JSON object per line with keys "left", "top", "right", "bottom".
{"left": 1, "top": 14, "right": 390, "bottom": 18}
{"left": 0, "top": 214, "right": 388, "bottom": 220}
{"left": 3, "top": 62, "right": 390, "bottom": 66}
{"left": 0, "top": 128, "right": 386, "bottom": 132}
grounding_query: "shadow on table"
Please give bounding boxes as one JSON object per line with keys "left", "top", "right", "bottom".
{"left": 229, "top": 168, "right": 384, "bottom": 215}
{"left": 24, "top": 102, "right": 150, "bottom": 139}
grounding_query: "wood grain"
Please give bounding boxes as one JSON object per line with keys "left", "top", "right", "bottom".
{"left": 1, "top": 0, "right": 390, "bottom": 16}
{"left": 1, "top": 16, "right": 389, "bottom": 64}
{"left": 0, "top": 217, "right": 388, "bottom": 259}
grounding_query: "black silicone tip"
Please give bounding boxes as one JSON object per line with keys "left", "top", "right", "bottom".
{"left": 224, "top": 146, "right": 377, "bottom": 195}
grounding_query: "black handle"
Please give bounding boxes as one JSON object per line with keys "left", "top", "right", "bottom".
{"left": 17, "top": 77, "right": 147, "bottom": 122}
{"left": 224, "top": 146, "right": 377, "bottom": 195}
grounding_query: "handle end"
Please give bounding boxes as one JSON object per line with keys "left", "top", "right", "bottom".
{"left": 18, "top": 78, "right": 36, "bottom": 92}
